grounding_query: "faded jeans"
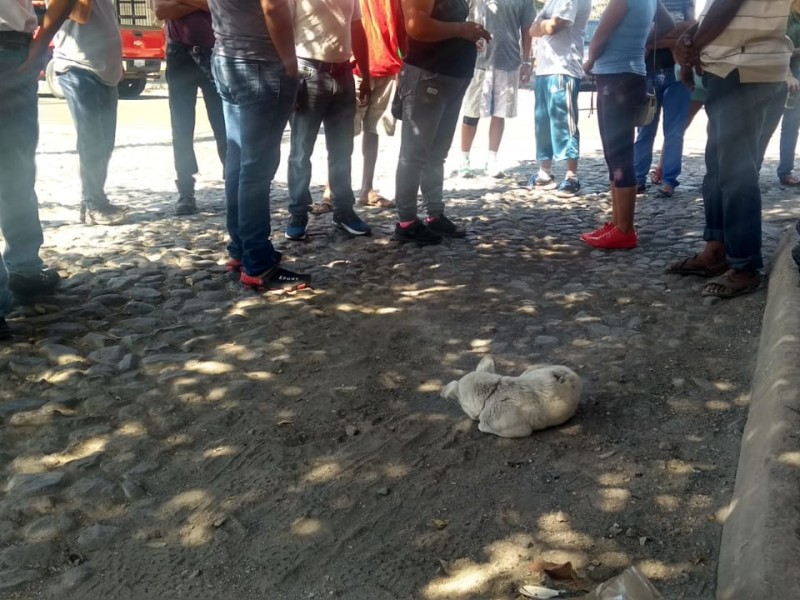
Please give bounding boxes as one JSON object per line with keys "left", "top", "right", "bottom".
{"left": 394, "top": 64, "right": 470, "bottom": 221}
{"left": 58, "top": 68, "right": 118, "bottom": 209}
{"left": 166, "top": 42, "right": 227, "bottom": 195}
{"left": 703, "top": 70, "right": 781, "bottom": 271}
{"left": 212, "top": 53, "right": 297, "bottom": 276}
{"left": 287, "top": 58, "right": 357, "bottom": 220}
{"left": 633, "top": 66, "right": 691, "bottom": 189}
{"left": 0, "top": 42, "right": 46, "bottom": 316}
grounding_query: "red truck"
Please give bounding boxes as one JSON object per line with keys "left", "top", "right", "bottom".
{"left": 34, "top": 0, "right": 165, "bottom": 99}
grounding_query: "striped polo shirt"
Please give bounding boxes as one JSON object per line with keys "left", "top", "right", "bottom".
{"left": 699, "top": 0, "right": 792, "bottom": 83}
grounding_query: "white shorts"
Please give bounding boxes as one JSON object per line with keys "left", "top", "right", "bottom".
{"left": 463, "top": 67, "right": 520, "bottom": 119}
{"left": 354, "top": 75, "right": 395, "bottom": 135}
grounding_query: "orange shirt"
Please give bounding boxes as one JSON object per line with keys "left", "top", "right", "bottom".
{"left": 355, "top": 0, "right": 406, "bottom": 78}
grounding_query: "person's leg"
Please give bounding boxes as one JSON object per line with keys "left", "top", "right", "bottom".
{"left": 212, "top": 55, "right": 300, "bottom": 280}
{"left": 757, "top": 82, "right": 787, "bottom": 173}
{"left": 584, "top": 74, "right": 642, "bottom": 247}
{"left": 778, "top": 97, "right": 800, "bottom": 180}
{"left": 357, "top": 76, "right": 394, "bottom": 205}
{"left": 459, "top": 68, "right": 483, "bottom": 175}
{"left": 633, "top": 72, "right": 661, "bottom": 188}
{"left": 659, "top": 70, "right": 691, "bottom": 191}
{"left": 488, "top": 117, "right": 505, "bottom": 152}
{"left": 0, "top": 44, "right": 51, "bottom": 307}
{"left": 195, "top": 51, "right": 228, "bottom": 171}
{"left": 549, "top": 74, "right": 582, "bottom": 195}
{"left": 166, "top": 44, "right": 200, "bottom": 199}
{"left": 707, "top": 73, "right": 778, "bottom": 274}
{"left": 533, "top": 75, "right": 554, "bottom": 179}
{"left": 58, "top": 69, "right": 125, "bottom": 224}
{"left": 395, "top": 65, "right": 449, "bottom": 223}
{"left": 287, "top": 63, "right": 327, "bottom": 225}
{"left": 420, "top": 75, "right": 471, "bottom": 221}
{"left": 325, "top": 70, "right": 370, "bottom": 234}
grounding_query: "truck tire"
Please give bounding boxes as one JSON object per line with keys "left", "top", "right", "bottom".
{"left": 45, "top": 59, "right": 64, "bottom": 99}
{"left": 118, "top": 78, "right": 147, "bottom": 98}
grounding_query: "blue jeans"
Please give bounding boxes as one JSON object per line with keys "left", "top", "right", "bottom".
{"left": 394, "top": 64, "right": 470, "bottom": 222}
{"left": 288, "top": 58, "right": 357, "bottom": 220}
{"left": 758, "top": 79, "right": 800, "bottom": 180}
{"left": 633, "top": 66, "right": 691, "bottom": 188}
{"left": 211, "top": 54, "right": 297, "bottom": 276}
{"left": 533, "top": 74, "right": 581, "bottom": 162}
{"left": 58, "top": 69, "right": 118, "bottom": 209}
{"left": 166, "top": 43, "right": 227, "bottom": 194}
{"left": 703, "top": 70, "right": 781, "bottom": 271}
{"left": 0, "top": 43, "right": 46, "bottom": 316}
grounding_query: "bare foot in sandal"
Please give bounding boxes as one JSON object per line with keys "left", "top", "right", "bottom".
{"left": 665, "top": 242, "right": 728, "bottom": 277}
{"left": 701, "top": 269, "right": 761, "bottom": 299}
{"left": 358, "top": 189, "right": 395, "bottom": 208}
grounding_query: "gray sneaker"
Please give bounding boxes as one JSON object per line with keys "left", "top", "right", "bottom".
{"left": 175, "top": 194, "right": 197, "bottom": 216}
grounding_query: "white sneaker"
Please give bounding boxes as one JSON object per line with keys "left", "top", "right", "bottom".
{"left": 486, "top": 160, "right": 506, "bottom": 178}
{"left": 458, "top": 159, "right": 474, "bottom": 178}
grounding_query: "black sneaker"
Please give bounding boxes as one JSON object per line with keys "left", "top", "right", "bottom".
{"left": 636, "top": 183, "right": 647, "bottom": 195}
{"left": 0, "top": 317, "right": 11, "bottom": 341}
{"left": 175, "top": 194, "right": 197, "bottom": 216}
{"left": 285, "top": 215, "right": 309, "bottom": 241}
{"left": 426, "top": 215, "right": 466, "bottom": 238}
{"left": 240, "top": 266, "right": 312, "bottom": 292}
{"left": 333, "top": 210, "right": 371, "bottom": 236}
{"left": 8, "top": 268, "right": 61, "bottom": 297}
{"left": 555, "top": 177, "right": 581, "bottom": 198}
{"left": 393, "top": 220, "right": 442, "bottom": 245}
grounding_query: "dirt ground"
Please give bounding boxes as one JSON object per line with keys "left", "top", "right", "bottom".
{"left": 1, "top": 90, "right": 794, "bottom": 600}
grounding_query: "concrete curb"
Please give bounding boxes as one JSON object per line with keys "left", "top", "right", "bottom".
{"left": 717, "top": 229, "right": 800, "bottom": 599}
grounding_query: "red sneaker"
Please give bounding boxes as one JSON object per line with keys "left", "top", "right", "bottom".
{"left": 580, "top": 222, "right": 614, "bottom": 242}
{"left": 583, "top": 225, "right": 638, "bottom": 249}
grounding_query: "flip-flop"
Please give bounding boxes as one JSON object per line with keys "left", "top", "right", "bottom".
{"left": 310, "top": 201, "right": 332, "bottom": 215}
{"left": 701, "top": 269, "right": 761, "bottom": 299}
{"left": 665, "top": 254, "right": 729, "bottom": 277}
{"left": 358, "top": 191, "right": 395, "bottom": 208}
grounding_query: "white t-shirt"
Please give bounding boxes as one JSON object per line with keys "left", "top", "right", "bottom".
{"left": 293, "top": 0, "right": 361, "bottom": 63}
{"left": 53, "top": 0, "right": 123, "bottom": 86}
{"left": 534, "top": 0, "right": 592, "bottom": 79}
{"left": 0, "top": 0, "right": 37, "bottom": 34}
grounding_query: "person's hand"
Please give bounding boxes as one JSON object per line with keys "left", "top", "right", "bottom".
{"left": 673, "top": 30, "right": 700, "bottom": 67}
{"left": 519, "top": 63, "right": 532, "bottom": 85}
{"left": 461, "top": 21, "right": 491, "bottom": 43}
{"left": 17, "top": 37, "right": 47, "bottom": 75}
{"left": 788, "top": 75, "right": 800, "bottom": 95}
{"left": 283, "top": 58, "right": 298, "bottom": 79}
{"left": 582, "top": 59, "right": 593, "bottom": 75}
{"left": 358, "top": 75, "right": 371, "bottom": 107}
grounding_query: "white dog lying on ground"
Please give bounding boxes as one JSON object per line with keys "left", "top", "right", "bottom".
{"left": 441, "top": 355, "right": 582, "bottom": 438}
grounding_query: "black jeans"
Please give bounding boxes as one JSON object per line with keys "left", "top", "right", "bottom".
{"left": 166, "top": 42, "right": 227, "bottom": 195}
{"left": 596, "top": 73, "right": 646, "bottom": 188}
{"left": 703, "top": 70, "right": 780, "bottom": 271}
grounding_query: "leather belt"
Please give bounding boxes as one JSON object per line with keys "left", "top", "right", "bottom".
{"left": 0, "top": 30, "right": 32, "bottom": 50}
{"left": 300, "top": 57, "right": 352, "bottom": 76}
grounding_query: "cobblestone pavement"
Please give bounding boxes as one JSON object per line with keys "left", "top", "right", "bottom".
{"left": 1, "top": 89, "right": 798, "bottom": 599}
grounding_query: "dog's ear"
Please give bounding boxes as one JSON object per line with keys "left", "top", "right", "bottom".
{"left": 441, "top": 380, "right": 460, "bottom": 400}
{"left": 476, "top": 355, "right": 495, "bottom": 373}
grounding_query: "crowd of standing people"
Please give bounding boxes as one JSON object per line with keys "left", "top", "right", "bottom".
{"left": 1, "top": 0, "right": 800, "bottom": 339}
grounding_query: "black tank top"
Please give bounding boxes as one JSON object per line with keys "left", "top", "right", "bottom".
{"left": 403, "top": 0, "right": 477, "bottom": 78}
